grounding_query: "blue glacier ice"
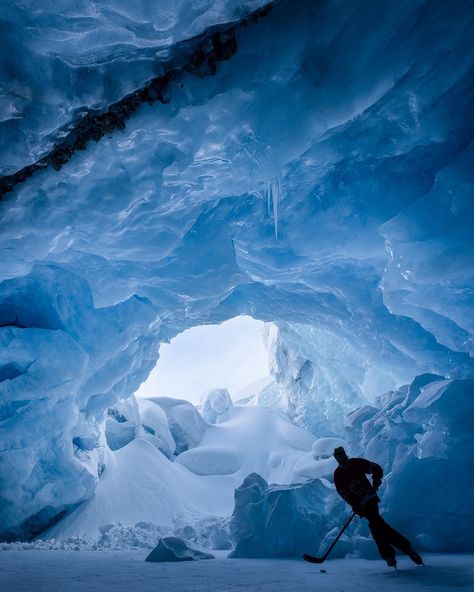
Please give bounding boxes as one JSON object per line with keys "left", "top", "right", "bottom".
{"left": 229, "top": 375, "right": 474, "bottom": 557}
{"left": 0, "top": 0, "right": 473, "bottom": 546}
{"left": 145, "top": 536, "right": 215, "bottom": 562}
{"left": 229, "top": 472, "right": 343, "bottom": 558}
{"left": 201, "top": 388, "right": 233, "bottom": 424}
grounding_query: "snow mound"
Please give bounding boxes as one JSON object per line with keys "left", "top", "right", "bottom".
{"left": 201, "top": 389, "right": 233, "bottom": 424}
{"left": 175, "top": 445, "right": 242, "bottom": 476}
{"left": 105, "top": 396, "right": 140, "bottom": 451}
{"left": 46, "top": 403, "right": 319, "bottom": 541}
{"left": 144, "top": 397, "right": 208, "bottom": 454}
{"left": 289, "top": 454, "right": 336, "bottom": 483}
{"left": 136, "top": 398, "right": 176, "bottom": 458}
{"left": 145, "top": 536, "right": 214, "bottom": 562}
{"left": 46, "top": 438, "right": 233, "bottom": 539}
{"left": 311, "top": 437, "right": 348, "bottom": 459}
{"left": 174, "top": 405, "right": 317, "bottom": 484}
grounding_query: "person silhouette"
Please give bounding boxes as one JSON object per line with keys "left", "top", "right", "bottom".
{"left": 333, "top": 446, "right": 423, "bottom": 568}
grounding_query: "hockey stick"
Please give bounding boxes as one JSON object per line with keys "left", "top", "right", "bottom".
{"left": 303, "top": 512, "right": 356, "bottom": 564}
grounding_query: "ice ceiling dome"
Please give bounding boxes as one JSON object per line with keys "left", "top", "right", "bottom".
{"left": 0, "top": 0, "right": 473, "bottom": 539}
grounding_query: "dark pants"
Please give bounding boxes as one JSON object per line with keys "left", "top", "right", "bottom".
{"left": 360, "top": 499, "right": 412, "bottom": 560}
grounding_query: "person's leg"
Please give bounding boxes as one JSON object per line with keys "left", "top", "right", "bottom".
{"left": 382, "top": 520, "right": 412, "bottom": 555}
{"left": 362, "top": 501, "right": 396, "bottom": 562}
{"left": 381, "top": 515, "right": 424, "bottom": 564}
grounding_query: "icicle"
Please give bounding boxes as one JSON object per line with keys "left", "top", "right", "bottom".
{"left": 259, "top": 176, "right": 282, "bottom": 240}
{"left": 272, "top": 176, "right": 280, "bottom": 240}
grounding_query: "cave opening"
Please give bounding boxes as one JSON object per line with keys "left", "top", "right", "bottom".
{"left": 135, "top": 315, "right": 272, "bottom": 405}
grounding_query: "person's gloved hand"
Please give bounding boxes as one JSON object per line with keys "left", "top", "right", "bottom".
{"left": 352, "top": 503, "right": 364, "bottom": 517}
{"left": 373, "top": 477, "right": 382, "bottom": 491}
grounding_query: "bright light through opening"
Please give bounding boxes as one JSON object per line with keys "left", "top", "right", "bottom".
{"left": 135, "top": 316, "right": 272, "bottom": 404}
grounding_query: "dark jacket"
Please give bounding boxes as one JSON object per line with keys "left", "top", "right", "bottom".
{"left": 334, "top": 457, "right": 383, "bottom": 509}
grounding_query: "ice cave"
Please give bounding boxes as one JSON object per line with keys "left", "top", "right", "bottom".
{"left": 0, "top": 0, "right": 473, "bottom": 590}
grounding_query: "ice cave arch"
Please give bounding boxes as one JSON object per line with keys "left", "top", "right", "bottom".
{"left": 0, "top": 0, "right": 473, "bottom": 547}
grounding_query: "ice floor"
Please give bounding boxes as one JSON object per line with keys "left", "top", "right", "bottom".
{"left": 1, "top": 552, "right": 473, "bottom": 592}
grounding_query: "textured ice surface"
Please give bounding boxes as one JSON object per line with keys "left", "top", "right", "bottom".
{"left": 229, "top": 376, "right": 474, "bottom": 557}
{"left": 343, "top": 375, "right": 474, "bottom": 554}
{"left": 367, "top": 376, "right": 474, "bottom": 551}
{"left": 1, "top": 0, "right": 473, "bottom": 539}
{"left": 136, "top": 397, "right": 176, "bottom": 457}
{"left": 201, "top": 388, "right": 233, "bottom": 424}
{"left": 0, "top": 0, "right": 270, "bottom": 175}
{"left": 229, "top": 472, "right": 343, "bottom": 558}
{"left": 1, "top": 517, "right": 231, "bottom": 552}
{"left": 2, "top": 552, "right": 474, "bottom": 592}
{"left": 148, "top": 397, "right": 208, "bottom": 454}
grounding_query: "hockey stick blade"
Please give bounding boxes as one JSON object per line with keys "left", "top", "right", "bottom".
{"left": 302, "top": 553, "right": 325, "bottom": 563}
{"left": 302, "top": 512, "right": 356, "bottom": 565}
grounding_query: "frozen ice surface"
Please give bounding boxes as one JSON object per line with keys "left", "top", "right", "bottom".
{"left": 2, "top": 552, "right": 474, "bottom": 592}
{"left": 145, "top": 536, "right": 214, "bottom": 562}
{"left": 1, "top": 0, "right": 473, "bottom": 543}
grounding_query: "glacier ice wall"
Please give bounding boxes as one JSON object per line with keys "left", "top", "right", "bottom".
{"left": 229, "top": 472, "right": 342, "bottom": 558}
{"left": 229, "top": 375, "right": 474, "bottom": 557}
{"left": 350, "top": 375, "right": 474, "bottom": 552}
{"left": 1, "top": 0, "right": 473, "bottom": 538}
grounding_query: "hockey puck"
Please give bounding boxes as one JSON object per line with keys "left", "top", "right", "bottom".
{"left": 320, "top": 569, "right": 326, "bottom": 573}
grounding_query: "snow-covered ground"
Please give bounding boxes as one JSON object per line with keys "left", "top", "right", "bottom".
{"left": 46, "top": 403, "right": 320, "bottom": 541}
{"left": 1, "top": 552, "right": 473, "bottom": 592}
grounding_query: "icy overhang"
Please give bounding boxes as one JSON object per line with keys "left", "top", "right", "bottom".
{"left": 0, "top": 0, "right": 473, "bottom": 539}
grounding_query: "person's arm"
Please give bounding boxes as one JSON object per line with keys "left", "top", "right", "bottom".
{"left": 334, "top": 469, "right": 362, "bottom": 509}
{"left": 370, "top": 461, "right": 383, "bottom": 490}
{"left": 351, "top": 458, "right": 383, "bottom": 490}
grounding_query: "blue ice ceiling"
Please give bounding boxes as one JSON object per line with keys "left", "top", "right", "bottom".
{"left": 0, "top": 0, "right": 473, "bottom": 539}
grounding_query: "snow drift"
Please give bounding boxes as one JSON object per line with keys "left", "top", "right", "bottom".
{"left": 43, "top": 402, "right": 319, "bottom": 541}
